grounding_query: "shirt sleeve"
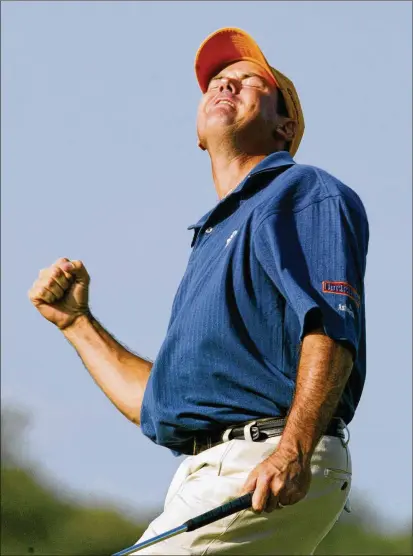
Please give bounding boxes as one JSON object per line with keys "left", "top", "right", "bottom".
{"left": 253, "top": 195, "right": 369, "bottom": 356}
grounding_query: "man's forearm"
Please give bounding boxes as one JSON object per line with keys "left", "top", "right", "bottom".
{"left": 277, "top": 329, "right": 353, "bottom": 462}
{"left": 62, "top": 313, "right": 152, "bottom": 425}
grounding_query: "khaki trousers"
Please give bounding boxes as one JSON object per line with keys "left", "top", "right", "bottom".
{"left": 132, "top": 434, "right": 351, "bottom": 555}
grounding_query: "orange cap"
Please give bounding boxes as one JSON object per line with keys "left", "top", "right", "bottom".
{"left": 195, "top": 27, "right": 305, "bottom": 157}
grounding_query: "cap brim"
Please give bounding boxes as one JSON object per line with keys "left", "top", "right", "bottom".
{"left": 194, "top": 27, "right": 305, "bottom": 157}
{"left": 195, "top": 27, "right": 278, "bottom": 93}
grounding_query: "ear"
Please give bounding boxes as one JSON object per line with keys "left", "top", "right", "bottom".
{"left": 274, "top": 119, "right": 297, "bottom": 143}
{"left": 197, "top": 139, "right": 207, "bottom": 151}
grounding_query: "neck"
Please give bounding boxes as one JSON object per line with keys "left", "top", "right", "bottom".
{"left": 210, "top": 150, "right": 268, "bottom": 200}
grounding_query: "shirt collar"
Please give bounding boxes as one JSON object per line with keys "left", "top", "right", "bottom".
{"left": 188, "top": 151, "right": 295, "bottom": 230}
{"left": 248, "top": 150, "right": 295, "bottom": 177}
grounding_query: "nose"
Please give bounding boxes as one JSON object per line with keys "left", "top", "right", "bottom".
{"left": 219, "top": 78, "right": 238, "bottom": 94}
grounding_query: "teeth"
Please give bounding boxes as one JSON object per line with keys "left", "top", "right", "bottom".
{"left": 218, "top": 100, "right": 234, "bottom": 107}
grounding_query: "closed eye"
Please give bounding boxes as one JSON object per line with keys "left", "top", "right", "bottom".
{"left": 207, "top": 78, "right": 221, "bottom": 91}
{"left": 206, "top": 73, "right": 268, "bottom": 92}
{"left": 242, "top": 75, "right": 266, "bottom": 88}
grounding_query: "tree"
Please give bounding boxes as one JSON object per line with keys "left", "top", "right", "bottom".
{"left": 1, "top": 406, "right": 412, "bottom": 555}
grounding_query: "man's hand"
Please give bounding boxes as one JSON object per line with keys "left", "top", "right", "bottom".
{"left": 28, "top": 257, "right": 90, "bottom": 330}
{"left": 240, "top": 447, "right": 312, "bottom": 513}
{"left": 28, "top": 257, "right": 152, "bottom": 425}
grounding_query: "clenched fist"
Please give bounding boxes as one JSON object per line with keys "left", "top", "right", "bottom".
{"left": 28, "top": 257, "right": 90, "bottom": 330}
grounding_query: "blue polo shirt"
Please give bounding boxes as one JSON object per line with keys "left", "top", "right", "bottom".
{"left": 140, "top": 151, "right": 369, "bottom": 455}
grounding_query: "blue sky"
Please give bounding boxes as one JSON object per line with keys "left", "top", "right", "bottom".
{"left": 2, "top": 1, "right": 412, "bottom": 529}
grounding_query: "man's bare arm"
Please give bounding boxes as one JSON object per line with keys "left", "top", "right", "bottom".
{"left": 63, "top": 314, "right": 152, "bottom": 425}
{"left": 29, "top": 258, "right": 152, "bottom": 426}
{"left": 241, "top": 327, "right": 354, "bottom": 511}
{"left": 277, "top": 328, "right": 354, "bottom": 462}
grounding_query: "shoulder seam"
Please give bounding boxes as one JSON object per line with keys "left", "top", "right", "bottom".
{"left": 254, "top": 194, "right": 344, "bottom": 233}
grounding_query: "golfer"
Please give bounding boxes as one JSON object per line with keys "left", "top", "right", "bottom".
{"left": 29, "top": 28, "right": 369, "bottom": 555}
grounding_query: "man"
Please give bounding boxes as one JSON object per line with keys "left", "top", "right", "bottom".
{"left": 29, "top": 28, "right": 369, "bottom": 555}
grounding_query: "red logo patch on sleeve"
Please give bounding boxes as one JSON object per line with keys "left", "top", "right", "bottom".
{"left": 322, "top": 281, "right": 360, "bottom": 307}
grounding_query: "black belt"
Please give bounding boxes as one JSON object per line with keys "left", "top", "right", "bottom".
{"left": 192, "top": 417, "right": 345, "bottom": 455}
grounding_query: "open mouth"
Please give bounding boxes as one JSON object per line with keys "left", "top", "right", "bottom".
{"left": 215, "top": 99, "right": 236, "bottom": 109}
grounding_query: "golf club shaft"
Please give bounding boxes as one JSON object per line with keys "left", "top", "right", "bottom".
{"left": 112, "top": 524, "right": 187, "bottom": 556}
{"left": 112, "top": 493, "right": 253, "bottom": 556}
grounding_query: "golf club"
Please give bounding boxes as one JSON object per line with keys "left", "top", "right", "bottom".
{"left": 112, "top": 492, "right": 253, "bottom": 556}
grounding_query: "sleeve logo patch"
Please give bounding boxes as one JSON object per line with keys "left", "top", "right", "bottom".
{"left": 338, "top": 304, "right": 355, "bottom": 318}
{"left": 322, "top": 281, "right": 360, "bottom": 307}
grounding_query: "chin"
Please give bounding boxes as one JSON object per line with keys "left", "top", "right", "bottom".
{"left": 207, "top": 116, "right": 238, "bottom": 137}
{"left": 207, "top": 112, "right": 235, "bottom": 126}
{"left": 197, "top": 117, "right": 237, "bottom": 146}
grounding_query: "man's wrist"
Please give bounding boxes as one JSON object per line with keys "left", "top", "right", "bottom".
{"left": 275, "top": 415, "right": 320, "bottom": 465}
{"left": 276, "top": 437, "right": 314, "bottom": 465}
{"left": 274, "top": 434, "right": 313, "bottom": 463}
{"left": 61, "top": 312, "right": 93, "bottom": 338}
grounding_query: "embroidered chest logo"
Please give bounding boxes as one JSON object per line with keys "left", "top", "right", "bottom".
{"left": 225, "top": 230, "right": 238, "bottom": 248}
{"left": 322, "top": 281, "right": 360, "bottom": 307}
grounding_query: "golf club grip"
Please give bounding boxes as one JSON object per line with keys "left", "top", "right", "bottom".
{"left": 184, "top": 493, "right": 253, "bottom": 532}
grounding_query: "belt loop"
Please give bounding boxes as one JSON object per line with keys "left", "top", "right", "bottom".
{"left": 340, "top": 418, "right": 350, "bottom": 447}
{"left": 243, "top": 420, "right": 258, "bottom": 442}
{"left": 193, "top": 437, "right": 197, "bottom": 456}
{"left": 222, "top": 426, "right": 233, "bottom": 443}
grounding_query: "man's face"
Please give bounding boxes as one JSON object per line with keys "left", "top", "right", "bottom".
{"left": 196, "top": 60, "right": 280, "bottom": 151}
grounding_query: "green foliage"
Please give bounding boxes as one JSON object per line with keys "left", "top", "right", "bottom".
{"left": 1, "top": 466, "right": 145, "bottom": 555}
{"left": 1, "top": 407, "right": 412, "bottom": 555}
{"left": 2, "top": 464, "right": 412, "bottom": 556}
{"left": 1, "top": 407, "right": 144, "bottom": 555}
{"left": 315, "top": 519, "right": 412, "bottom": 555}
